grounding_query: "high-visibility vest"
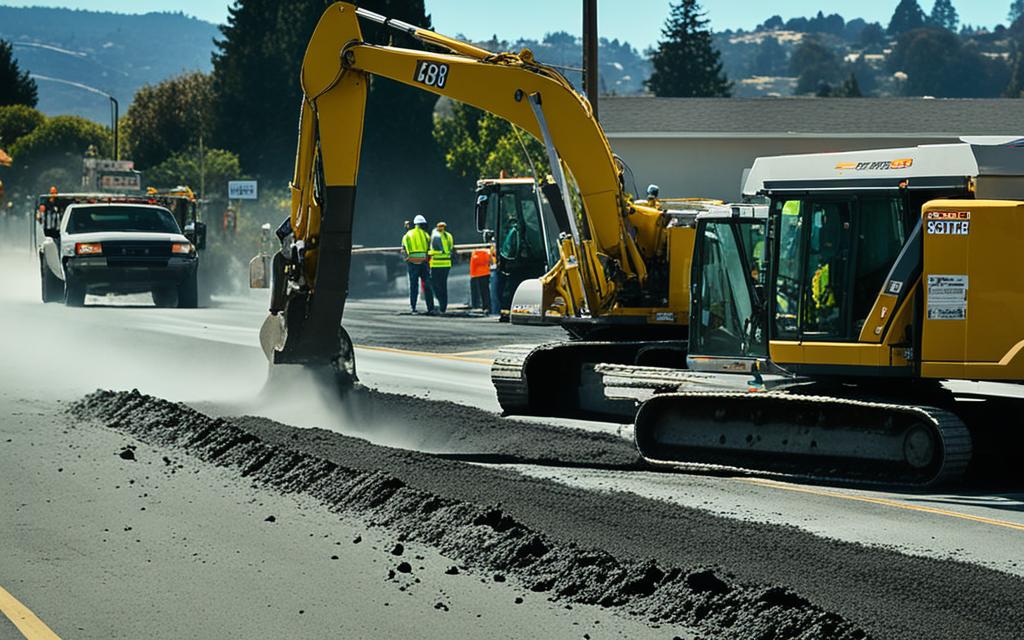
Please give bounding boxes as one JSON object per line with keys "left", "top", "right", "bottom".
{"left": 429, "top": 229, "right": 454, "bottom": 268}
{"left": 402, "top": 227, "right": 430, "bottom": 262}
{"left": 469, "top": 249, "right": 490, "bottom": 278}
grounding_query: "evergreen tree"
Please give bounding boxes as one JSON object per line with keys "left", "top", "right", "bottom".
{"left": 1011, "top": 0, "right": 1024, "bottom": 23}
{"left": 646, "top": 0, "right": 731, "bottom": 97}
{"left": 790, "top": 37, "right": 842, "bottom": 94}
{"left": 930, "top": 0, "right": 959, "bottom": 31}
{"left": 210, "top": 0, "right": 471, "bottom": 246}
{"left": 888, "top": 0, "right": 927, "bottom": 35}
{"left": 751, "top": 36, "right": 787, "bottom": 76}
{"left": 0, "top": 40, "right": 38, "bottom": 108}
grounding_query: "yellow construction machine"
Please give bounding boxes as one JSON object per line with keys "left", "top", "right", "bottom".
{"left": 259, "top": 3, "right": 1024, "bottom": 487}
{"left": 257, "top": 2, "right": 703, "bottom": 391}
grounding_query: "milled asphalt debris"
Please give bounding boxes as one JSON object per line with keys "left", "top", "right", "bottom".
{"left": 71, "top": 389, "right": 1024, "bottom": 640}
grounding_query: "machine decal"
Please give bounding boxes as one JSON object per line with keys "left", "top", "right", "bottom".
{"left": 655, "top": 312, "right": 676, "bottom": 322}
{"left": 886, "top": 280, "right": 903, "bottom": 294}
{"left": 414, "top": 60, "right": 449, "bottom": 88}
{"left": 835, "top": 158, "right": 913, "bottom": 171}
{"left": 927, "top": 275, "right": 968, "bottom": 320}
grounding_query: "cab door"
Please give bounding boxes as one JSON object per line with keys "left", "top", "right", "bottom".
{"left": 687, "top": 216, "right": 769, "bottom": 371}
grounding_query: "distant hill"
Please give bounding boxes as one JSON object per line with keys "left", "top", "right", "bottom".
{"left": 0, "top": 6, "right": 218, "bottom": 123}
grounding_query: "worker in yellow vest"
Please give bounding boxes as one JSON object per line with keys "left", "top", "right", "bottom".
{"left": 401, "top": 214, "right": 434, "bottom": 314}
{"left": 429, "top": 221, "right": 454, "bottom": 314}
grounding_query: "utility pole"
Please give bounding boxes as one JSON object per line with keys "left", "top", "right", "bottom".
{"left": 583, "top": 0, "right": 599, "bottom": 120}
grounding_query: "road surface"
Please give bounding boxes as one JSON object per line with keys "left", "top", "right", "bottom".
{"left": 2, "top": 250, "right": 1022, "bottom": 639}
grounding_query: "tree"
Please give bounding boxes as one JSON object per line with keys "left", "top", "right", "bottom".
{"left": 888, "top": 0, "right": 927, "bottom": 35}
{"left": 0, "top": 104, "right": 45, "bottom": 147}
{"left": 146, "top": 146, "right": 242, "bottom": 192}
{"left": 211, "top": 0, "right": 472, "bottom": 247}
{"left": 432, "top": 102, "right": 548, "bottom": 180}
{"left": 124, "top": 72, "right": 214, "bottom": 170}
{"left": 646, "top": 0, "right": 731, "bottom": 97}
{"left": 751, "top": 36, "right": 788, "bottom": 76}
{"left": 1011, "top": 0, "right": 1024, "bottom": 23}
{"left": 889, "top": 28, "right": 1010, "bottom": 97}
{"left": 859, "top": 22, "right": 887, "bottom": 50}
{"left": 7, "top": 115, "right": 110, "bottom": 193}
{"left": 790, "top": 37, "right": 842, "bottom": 94}
{"left": 0, "top": 40, "right": 37, "bottom": 108}
{"left": 930, "top": 0, "right": 959, "bottom": 31}
{"left": 819, "top": 72, "right": 863, "bottom": 97}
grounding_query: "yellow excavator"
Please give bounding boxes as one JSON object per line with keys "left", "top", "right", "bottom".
{"left": 257, "top": 2, "right": 703, "bottom": 391}
{"left": 259, "top": 3, "right": 1024, "bottom": 487}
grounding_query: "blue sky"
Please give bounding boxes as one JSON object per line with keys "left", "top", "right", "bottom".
{"left": 1, "top": 1, "right": 1011, "bottom": 49}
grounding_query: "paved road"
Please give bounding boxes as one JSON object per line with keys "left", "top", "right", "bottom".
{"left": 4, "top": 251, "right": 1021, "bottom": 574}
{"left": 2, "top": 250, "right": 1023, "bottom": 636}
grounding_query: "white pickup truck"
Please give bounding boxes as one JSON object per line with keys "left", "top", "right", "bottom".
{"left": 39, "top": 202, "right": 199, "bottom": 307}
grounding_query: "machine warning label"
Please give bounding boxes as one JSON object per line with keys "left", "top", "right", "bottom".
{"left": 927, "top": 275, "right": 968, "bottom": 320}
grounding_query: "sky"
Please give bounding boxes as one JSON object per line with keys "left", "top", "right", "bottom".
{"left": 0, "top": 1, "right": 1012, "bottom": 50}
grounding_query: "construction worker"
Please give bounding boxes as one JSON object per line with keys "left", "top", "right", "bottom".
{"left": 469, "top": 246, "right": 491, "bottom": 314}
{"left": 401, "top": 214, "right": 434, "bottom": 314}
{"left": 429, "top": 220, "right": 454, "bottom": 314}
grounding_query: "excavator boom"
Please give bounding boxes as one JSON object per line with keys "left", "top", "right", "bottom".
{"left": 260, "top": 2, "right": 671, "bottom": 388}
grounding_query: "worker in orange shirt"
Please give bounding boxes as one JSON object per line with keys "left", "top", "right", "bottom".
{"left": 469, "top": 246, "right": 491, "bottom": 314}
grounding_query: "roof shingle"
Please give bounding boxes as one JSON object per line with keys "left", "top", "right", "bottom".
{"left": 598, "top": 97, "right": 1024, "bottom": 137}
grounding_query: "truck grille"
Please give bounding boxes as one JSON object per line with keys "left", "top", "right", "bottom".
{"left": 102, "top": 241, "right": 172, "bottom": 266}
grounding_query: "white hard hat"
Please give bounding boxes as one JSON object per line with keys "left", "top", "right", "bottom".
{"left": 413, "top": 214, "right": 427, "bottom": 224}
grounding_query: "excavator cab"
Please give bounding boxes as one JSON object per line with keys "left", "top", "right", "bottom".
{"left": 475, "top": 178, "right": 559, "bottom": 311}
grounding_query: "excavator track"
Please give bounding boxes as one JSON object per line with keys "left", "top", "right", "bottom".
{"left": 634, "top": 391, "right": 972, "bottom": 488}
{"left": 492, "top": 340, "right": 688, "bottom": 419}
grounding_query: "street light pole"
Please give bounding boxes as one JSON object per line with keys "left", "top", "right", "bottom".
{"left": 30, "top": 74, "right": 119, "bottom": 159}
{"left": 109, "top": 96, "right": 119, "bottom": 160}
{"left": 583, "top": 0, "right": 599, "bottom": 120}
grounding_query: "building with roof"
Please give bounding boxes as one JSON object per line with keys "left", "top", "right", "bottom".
{"left": 599, "top": 97, "right": 1024, "bottom": 201}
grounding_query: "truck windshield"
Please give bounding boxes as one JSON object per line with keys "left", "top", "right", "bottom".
{"left": 68, "top": 206, "right": 181, "bottom": 234}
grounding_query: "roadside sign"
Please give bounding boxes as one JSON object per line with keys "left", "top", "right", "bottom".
{"left": 83, "top": 158, "right": 134, "bottom": 172}
{"left": 228, "top": 180, "right": 258, "bottom": 200}
{"left": 99, "top": 171, "right": 142, "bottom": 192}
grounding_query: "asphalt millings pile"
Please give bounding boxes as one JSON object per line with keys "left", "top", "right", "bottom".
{"left": 72, "top": 389, "right": 1024, "bottom": 640}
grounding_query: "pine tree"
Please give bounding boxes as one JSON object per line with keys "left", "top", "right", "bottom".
{"left": 930, "top": 0, "right": 959, "bottom": 31}
{"left": 1011, "top": 0, "right": 1024, "bottom": 23}
{"left": 888, "top": 0, "right": 927, "bottom": 35}
{"left": 646, "top": 0, "right": 731, "bottom": 97}
{"left": 0, "top": 40, "right": 38, "bottom": 108}
{"left": 210, "top": 0, "right": 471, "bottom": 246}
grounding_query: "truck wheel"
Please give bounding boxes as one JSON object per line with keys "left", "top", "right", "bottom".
{"left": 40, "top": 255, "right": 64, "bottom": 303}
{"left": 64, "top": 278, "right": 86, "bottom": 307}
{"left": 177, "top": 269, "right": 199, "bottom": 309}
{"left": 151, "top": 286, "right": 177, "bottom": 308}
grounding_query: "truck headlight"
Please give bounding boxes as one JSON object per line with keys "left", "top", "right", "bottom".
{"left": 75, "top": 242, "right": 103, "bottom": 255}
{"left": 171, "top": 243, "right": 195, "bottom": 255}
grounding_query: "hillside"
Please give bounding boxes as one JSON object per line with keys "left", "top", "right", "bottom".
{"left": 0, "top": 6, "right": 218, "bottom": 123}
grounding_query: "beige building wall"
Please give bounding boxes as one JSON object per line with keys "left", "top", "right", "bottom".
{"left": 607, "top": 136, "right": 955, "bottom": 201}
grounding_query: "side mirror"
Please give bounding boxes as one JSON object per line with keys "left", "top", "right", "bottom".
{"left": 249, "top": 254, "right": 270, "bottom": 288}
{"left": 475, "top": 193, "right": 488, "bottom": 232}
{"left": 194, "top": 221, "right": 207, "bottom": 250}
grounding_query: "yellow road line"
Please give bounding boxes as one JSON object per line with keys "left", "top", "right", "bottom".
{"left": 450, "top": 348, "right": 499, "bottom": 357}
{"left": 742, "top": 478, "right": 1024, "bottom": 533}
{"left": 0, "top": 585, "right": 61, "bottom": 640}
{"left": 354, "top": 344, "right": 493, "bottom": 365}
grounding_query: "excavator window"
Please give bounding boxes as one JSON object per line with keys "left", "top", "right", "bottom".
{"left": 771, "top": 194, "right": 909, "bottom": 342}
{"left": 691, "top": 219, "right": 768, "bottom": 358}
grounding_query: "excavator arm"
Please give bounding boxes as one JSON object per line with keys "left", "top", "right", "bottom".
{"left": 260, "top": 2, "right": 665, "bottom": 384}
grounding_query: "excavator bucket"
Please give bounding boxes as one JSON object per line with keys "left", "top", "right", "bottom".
{"left": 259, "top": 302, "right": 358, "bottom": 394}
